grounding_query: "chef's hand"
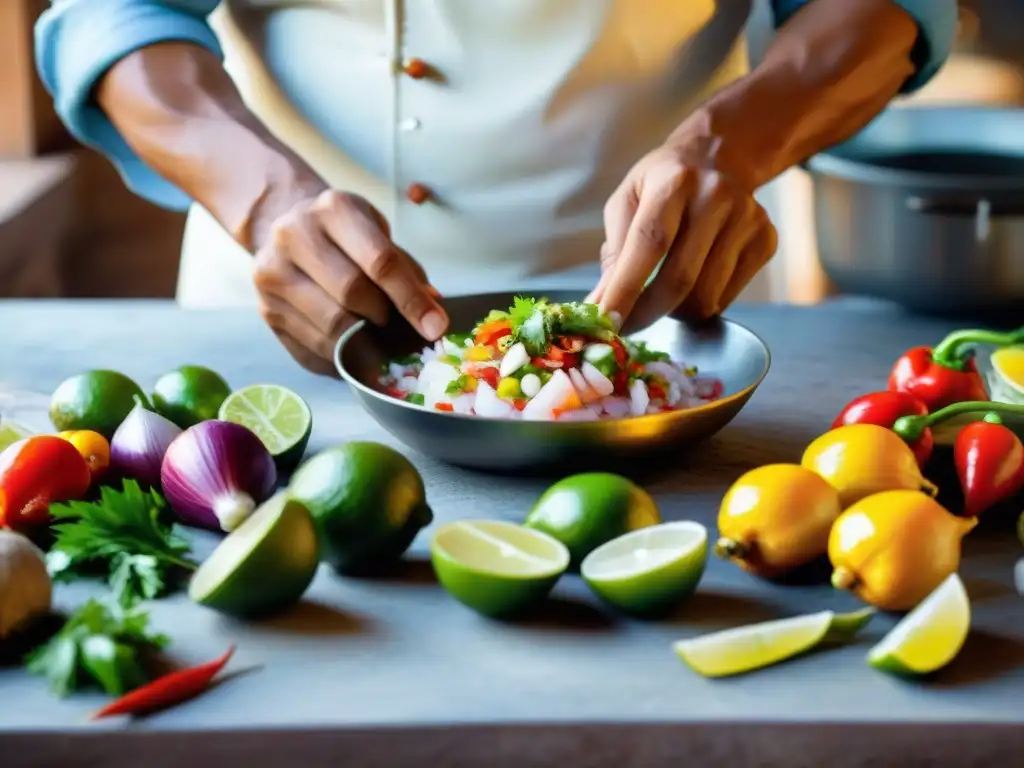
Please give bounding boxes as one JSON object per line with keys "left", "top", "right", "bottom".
{"left": 251, "top": 187, "right": 449, "bottom": 375}
{"left": 588, "top": 139, "right": 777, "bottom": 333}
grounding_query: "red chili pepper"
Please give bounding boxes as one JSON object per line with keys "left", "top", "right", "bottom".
{"left": 953, "top": 413, "right": 1024, "bottom": 517}
{"left": 554, "top": 335, "right": 586, "bottom": 353}
{"left": 0, "top": 435, "right": 92, "bottom": 528}
{"left": 91, "top": 646, "right": 235, "bottom": 720}
{"left": 832, "top": 390, "right": 934, "bottom": 467}
{"left": 612, "top": 371, "right": 629, "bottom": 395}
{"left": 544, "top": 347, "right": 578, "bottom": 369}
{"left": 887, "top": 328, "right": 1024, "bottom": 411}
{"left": 434, "top": 403, "right": 454, "bottom": 412}
{"left": 648, "top": 382, "right": 667, "bottom": 400}
{"left": 609, "top": 339, "right": 629, "bottom": 368}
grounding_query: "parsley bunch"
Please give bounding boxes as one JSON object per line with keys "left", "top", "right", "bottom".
{"left": 46, "top": 480, "right": 196, "bottom": 609}
{"left": 26, "top": 599, "right": 168, "bottom": 697}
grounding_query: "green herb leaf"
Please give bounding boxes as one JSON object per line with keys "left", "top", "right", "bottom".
{"left": 25, "top": 599, "right": 167, "bottom": 697}
{"left": 406, "top": 392, "right": 425, "bottom": 406}
{"left": 48, "top": 480, "right": 195, "bottom": 607}
{"left": 508, "top": 296, "right": 542, "bottom": 330}
{"left": 623, "top": 339, "right": 670, "bottom": 364}
{"left": 552, "top": 302, "right": 615, "bottom": 339}
{"left": 445, "top": 374, "right": 471, "bottom": 395}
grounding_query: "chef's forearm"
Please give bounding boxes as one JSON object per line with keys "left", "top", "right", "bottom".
{"left": 96, "top": 42, "right": 324, "bottom": 250}
{"left": 671, "top": 0, "right": 920, "bottom": 190}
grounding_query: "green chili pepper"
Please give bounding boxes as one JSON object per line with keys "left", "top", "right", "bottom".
{"left": 892, "top": 400, "right": 1024, "bottom": 442}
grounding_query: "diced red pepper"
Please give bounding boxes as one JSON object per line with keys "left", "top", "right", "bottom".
{"left": 511, "top": 399, "right": 527, "bottom": 411}
{"left": 613, "top": 371, "right": 629, "bottom": 395}
{"left": 648, "top": 382, "right": 667, "bottom": 400}
{"left": 474, "top": 320, "right": 513, "bottom": 347}
{"left": 435, "top": 403, "right": 454, "bottom": 412}
{"left": 385, "top": 387, "right": 407, "bottom": 400}
{"left": 470, "top": 366, "right": 500, "bottom": 389}
{"left": 554, "top": 335, "right": 586, "bottom": 353}
{"left": 698, "top": 379, "right": 724, "bottom": 400}
{"left": 545, "top": 346, "right": 578, "bottom": 369}
{"left": 609, "top": 339, "right": 629, "bottom": 368}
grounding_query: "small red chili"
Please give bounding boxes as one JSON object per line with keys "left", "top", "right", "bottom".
{"left": 832, "top": 390, "right": 933, "bottom": 467}
{"left": 91, "top": 646, "right": 235, "bottom": 720}
{"left": 609, "top": 339, "right": 629, "bottom": 368}
{"left": 887, "top": 327, "right": 1024, "bottom": 411}
{"left": 954, "top": 413, "right": 1024, "bottom": 518}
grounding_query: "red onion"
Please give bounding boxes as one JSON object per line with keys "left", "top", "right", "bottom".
{"left": 110, "top": 399, "right": 182, "bottom": 488}
{"left": 160, "top": 420, "right": 277, "bottom": 532}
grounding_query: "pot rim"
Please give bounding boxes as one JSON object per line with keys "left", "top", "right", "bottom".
{"left": 805, "top": 152, "right": 1024, "bottom": 191}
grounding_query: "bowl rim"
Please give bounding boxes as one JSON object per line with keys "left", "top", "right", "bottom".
{"left": 333, "top": 310, "right": 772, "bottom": 426}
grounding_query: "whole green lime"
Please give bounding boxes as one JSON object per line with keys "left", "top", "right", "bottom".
{"left": 152, "top": 365, "right": 231, "bottom": 428}
{"left": 286, "top": 441, "right": 433, "bottom": 575}
{"left": 49, "top": 370, "right": 146, "bottom": 439}
{"left": 524, "top": 472, "right": 661, "bottom": 570}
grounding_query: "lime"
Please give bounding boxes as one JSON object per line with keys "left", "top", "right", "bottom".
{"left": 581, "top": 521, "right": 707, "bottom": 617}
{"left": 286, "top": 441, "right": 433, "bottom": 575}
{"left": 189, "top": 492, "right": 320, "bottom": 618}
{"left": 430, "top": 520, "right": 570, "bottom": 617}
{"left": 673, "top": 607, "right": 875, "bottom": 678}
{"left": 0, "top": 421, "right": 33, "bottom": 453}
{"left": 218, "top": 383, "right": 312, "bottom": 472}
{"left": 524, "top": 473, "right": 661, "bottom": 570}
{"left": 866, "top": 573, "right": 970, "bottom": 676}
{"left": 153, "top": 365, "right": 232, "bottom": 429}
{"left": 49, "top": 370, "right": 146, "bottom": 439}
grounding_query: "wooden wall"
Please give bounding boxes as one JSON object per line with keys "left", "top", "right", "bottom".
{"left": 0, "top": 0, "right": 185, "bottom": 300}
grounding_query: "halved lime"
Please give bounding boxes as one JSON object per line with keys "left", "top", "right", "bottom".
{"left": 580, "top": 521, "right": 707, "bottom": 617}
{"left": 673, "top": 607, "right": 875, "bottom": 678}
{"left": 189, "top": 492, "right": 320, "bottom": 618}
{"left": 0, "top": 420, "right": 34, "bottom": 453}
{"left": 430, "top": 520, "right": 570, "bottom": 618}
{"left": 867, "top": 573, "right": 970, "bottom": 676}
{"left": 218, "top": 384, "right": 313, "bottom": 472}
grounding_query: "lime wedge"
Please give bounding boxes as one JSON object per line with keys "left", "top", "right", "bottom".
{"left": 580, "top": 521, "right": 707, "bottom": 617}
{"left": 218, "top": 384, "right": 312, "bottom": 472}
{"left": 189, "top": 492, "right": 321, "bottom": 618}
{"left": 673, "top": 607, "right": 875, "bottom": 678}
{"left": 867, "top": 573, "right": 970, "bottom": 676}
{"left": 430, "top": 520, "right": 570, "bottom": 618}
{"left": 0, "top": 420, "right": 34, "bottom": 453}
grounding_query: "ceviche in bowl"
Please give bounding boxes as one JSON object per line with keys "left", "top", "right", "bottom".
{"left": 378, "top": 298, "right": 723, "bottom": 422}
{"left": 334, "top": 290, "right": 770, "bottom": 474}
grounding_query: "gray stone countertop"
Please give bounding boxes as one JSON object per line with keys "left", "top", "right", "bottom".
{"left": 0, "top": 297, "right": 1021, "bottom": 768}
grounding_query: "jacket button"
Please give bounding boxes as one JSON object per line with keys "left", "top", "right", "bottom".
{"left": 406, "top": 183, "right": 430, "bottom": 204}
{"left": 402, "top": 58, "right": 429, "bottom": 79}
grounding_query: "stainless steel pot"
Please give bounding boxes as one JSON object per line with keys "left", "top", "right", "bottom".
{"left": 806, "top": 106, "right": 1024, "bottom": 316}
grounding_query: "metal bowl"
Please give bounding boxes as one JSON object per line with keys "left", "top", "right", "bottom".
{"left": 334, "top": 291, "right": 770, "bottom": 475}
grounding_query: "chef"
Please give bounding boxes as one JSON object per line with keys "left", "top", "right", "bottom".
{"left": 37, "top": 0, "right": 955, "bottom": 374}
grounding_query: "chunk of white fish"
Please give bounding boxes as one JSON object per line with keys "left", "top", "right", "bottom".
{"left": 474, "top": 380, "right": 516, "bottom": 419}
{"left": 499, "top": 342, "right": 529, "bottom": 378}
{"left": 521, "top": 369, "right": 580, "bottom": 421}
{"left": 581, "top": 361, "right": 615, "bottom": 397}
{"left": 628, "top": 378, "right": 650, "bottom": 417}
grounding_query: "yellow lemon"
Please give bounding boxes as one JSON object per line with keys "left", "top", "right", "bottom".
{"left": 715, "top": 464, "right": 842, "bottom": 578}
{"left": 828, "top": 490, "right": 976, "bottom": 612}
{"left": 802, "top": 424, "right": 937, "bottom": 509}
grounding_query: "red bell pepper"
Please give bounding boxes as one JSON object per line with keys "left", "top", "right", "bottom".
{"left": 888, "top": 327, "right": 1024, "bottom": 411}
{"left": 953, "top": 414, "right": 1024, "bottom": 517}
{"left": 832, "top": 390, "right": 934, "bottom": 467}
{"left": 0, "top": 435, "right": 92, "bottom": 528}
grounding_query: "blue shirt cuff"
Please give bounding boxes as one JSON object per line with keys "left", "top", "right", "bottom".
{"left": 770, "top": 0, "right": 958, "bottom": 94}
{"left": 35, "top": 0, "right": 223, "bottom": 210}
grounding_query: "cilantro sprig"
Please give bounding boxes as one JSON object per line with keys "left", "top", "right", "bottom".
{"left": 25, "top": 599, "right": 168, "bottom": 698}
{"left": 46, "top": 480, "right": 196, "bottom": 609}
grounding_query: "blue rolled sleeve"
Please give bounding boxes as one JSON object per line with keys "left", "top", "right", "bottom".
{"left": 35, "top": 0, "right": 223, "bottom": 210}
{"left": 770, "top": 0, "right": 959, "bottom": 94}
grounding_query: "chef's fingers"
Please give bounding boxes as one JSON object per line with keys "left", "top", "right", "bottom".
{"left": 625, "top": 181, "right": 731, "bottom": 332}
{"left": 254, "top": 227, "right": 390, "bottom": 330}
{"left": 715, "top": 216, "right": 779, "bottom": 311}
{"left": 678, "top": 197, "right": 760, "bottom": 319}
{"left": 317, "top": 193, "right": 449, "bottom": 340}
{"left": 597, "top": 181, "right": 688, "bottom": 324}
{"left": 258, "top": 294, "right": 339, "bottom": 371}
{"left": 277, "top": 330, "right": 341, "bottom": 377}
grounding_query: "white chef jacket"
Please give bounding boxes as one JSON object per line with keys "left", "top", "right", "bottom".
{"left": 36, "top": 1, "right": 954, "bottom": 306}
